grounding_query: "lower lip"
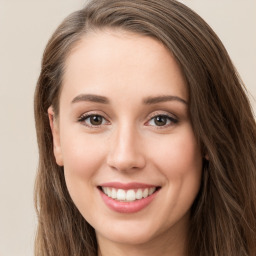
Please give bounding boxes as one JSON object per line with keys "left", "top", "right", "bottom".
{"left": 99, "top": 188, "right": 159, "bottom": 213}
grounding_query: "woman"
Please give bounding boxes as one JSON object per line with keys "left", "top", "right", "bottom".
{"left": 34, "top": 0, "right": 256, "bottom": 255}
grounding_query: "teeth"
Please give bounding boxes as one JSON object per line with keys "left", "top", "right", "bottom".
{"left": 117, "top": 189, "right": 126, "bottom": 201}
{"left": 112, "top": 188, "right": 117, "bottom": 199}
{"left": 149, "top": 187, "right": 155, "bottom": 195}
{"left": 102, "top": 187, "right": 107, "bottom": 194}
{"left": 136, "top": 189, "right": 143, "bottom": 200}
{"left": 126, "top": 190, "right": 136, "bottom": 201}
{"left": 143, "top": 188, "right": 149, "bottom": 198}
{"left": 102, "top": 187, "right": 157, "bottom": 202}
{"left": 107, "top": 187, "right": 112, "bottom": 197}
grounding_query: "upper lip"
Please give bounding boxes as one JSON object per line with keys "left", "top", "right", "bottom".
{"left": 98, "top": 182, "right": 160, "bottom": 190}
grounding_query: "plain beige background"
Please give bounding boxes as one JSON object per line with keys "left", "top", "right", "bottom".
{"left": 0, "top": 1, "right": 255, "bottom": 255}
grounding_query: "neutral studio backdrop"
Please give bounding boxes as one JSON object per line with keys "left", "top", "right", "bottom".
{"left": 0, "top": 1, "right": 255, "bottom": 255}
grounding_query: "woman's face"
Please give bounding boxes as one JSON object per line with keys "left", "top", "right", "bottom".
{"left": 49, "top": 30, "right": 203, "bottom": 248}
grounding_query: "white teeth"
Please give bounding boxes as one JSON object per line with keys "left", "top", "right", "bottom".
{"left": 126, "top": 190, "right": 136, "bottom": 201}
{"left": 112, "top": 188, "right": 117, "bottom": 199}
{"left": 117, "top": 189, "right": 126, "bottom": 201}
{"left": 107, "top": 187, "right": 112, "bottom": 197}
{"left": 102, "top": 187, "right": 107, "bottom": 194}
{"left": 149, "top": 187, "right": 156, "bottom": 195}
{"left": 136, "top": 189, "right": 143, "bottom": 200}
{"left": 102, "top": 187, "right": 157, "bottom": 202}
{"left": 143, "top": 188, "right": 149, "bottom": 198}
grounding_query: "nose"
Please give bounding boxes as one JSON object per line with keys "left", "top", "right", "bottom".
{"left": 106, "top": 124, "right": 146, "bottom": 172}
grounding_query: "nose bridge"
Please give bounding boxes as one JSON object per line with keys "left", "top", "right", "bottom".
{"left": 107, "top": 121, "right": 145, "bottom": 172}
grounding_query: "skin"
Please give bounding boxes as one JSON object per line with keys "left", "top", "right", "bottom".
{"left": 49, "top": 30, "right": 203, "bottom": 256}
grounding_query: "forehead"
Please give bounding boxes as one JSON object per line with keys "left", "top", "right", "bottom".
{"left": 61, "top": 29, "right": 188, "bottom": 103}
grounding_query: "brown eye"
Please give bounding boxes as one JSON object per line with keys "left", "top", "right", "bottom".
{"left": 78, "top": 114, "right": 108, "bottom": 127}
{"left": 89, "top": 115, "right": 103, "bottom": 126}
{"left": 154, "top": 116, "right": 169, "bottom": 126}
{"left": 147, "top": 115, "right": 178, "bottom": 127}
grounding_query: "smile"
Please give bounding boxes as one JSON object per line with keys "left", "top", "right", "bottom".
{"left": 98, "top": 182, "right": 161, "bottom": 213}
{"left": 101, "top": 187, "right": 157, "bottom": 202}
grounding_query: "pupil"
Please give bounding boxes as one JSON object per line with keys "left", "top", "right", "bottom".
{"left": 90, "top": 115, "right": 102, "bottom": 125}
{"left": 155, "top": 116, "right": 166, "bottom": 126}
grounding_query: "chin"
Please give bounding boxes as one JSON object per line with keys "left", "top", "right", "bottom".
{"left": 95, "top": 219, "right": 161, "bottom": 246}
{"left": 103, "top": 231, "right": 154, "bottom": 245}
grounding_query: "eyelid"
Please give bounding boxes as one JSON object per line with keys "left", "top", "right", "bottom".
{"left": 147, "top": 110, "right": 175, "bottom": 118}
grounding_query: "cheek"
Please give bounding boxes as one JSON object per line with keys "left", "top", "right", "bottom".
{"left": 59, "top": 132, "right": 107, "bottom": 216}
{"left": 59, "top": 130, "right": 106, "bottom": 199}
{"left": 151, "top": 130, "right": 202, "bottom": 177}
{"left": 150, "top": 127, "right": 203, "bottom": 209}
{"left": 60, "top": 132, "right": 106, "bottom": 178}
{"left": 151, "top": 129, "right": 202, "bottom": 221}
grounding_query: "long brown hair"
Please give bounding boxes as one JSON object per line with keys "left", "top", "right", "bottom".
{"left": 34, "top": 0, "right": 256, "bottom": 255}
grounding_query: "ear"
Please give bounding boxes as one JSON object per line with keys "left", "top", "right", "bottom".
{"left": 48, "top": 106, "right": 64, "bottom": 166}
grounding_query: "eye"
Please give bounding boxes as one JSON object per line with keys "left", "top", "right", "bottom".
{"left": 147, "top": 114, "right": 178, "bottom": 127}
{"left": 78, "top": 114, "right": 109, "bottom": 127}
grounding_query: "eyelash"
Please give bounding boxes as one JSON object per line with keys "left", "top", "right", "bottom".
{"left": 146, "top": 114, "right": 178, "bottom": 128}
{"left": 77, "top": 112, "right": 178, "bottom": 128}
{"left": 78, "top": 113, "right": 110, "bottom": 128}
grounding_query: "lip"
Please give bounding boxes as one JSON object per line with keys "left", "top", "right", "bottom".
{"left": 98, "top": 182, "right": 160, "bottom": 214}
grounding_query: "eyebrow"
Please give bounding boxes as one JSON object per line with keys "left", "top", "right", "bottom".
{"left": 143, "top": 95, "right": 187, "bottom": 105}
{"left": 71, "top": 94, "right": 187, "bottom": 105}
{"left": 71, "top": 94, "right": 110, "bottom": 104}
